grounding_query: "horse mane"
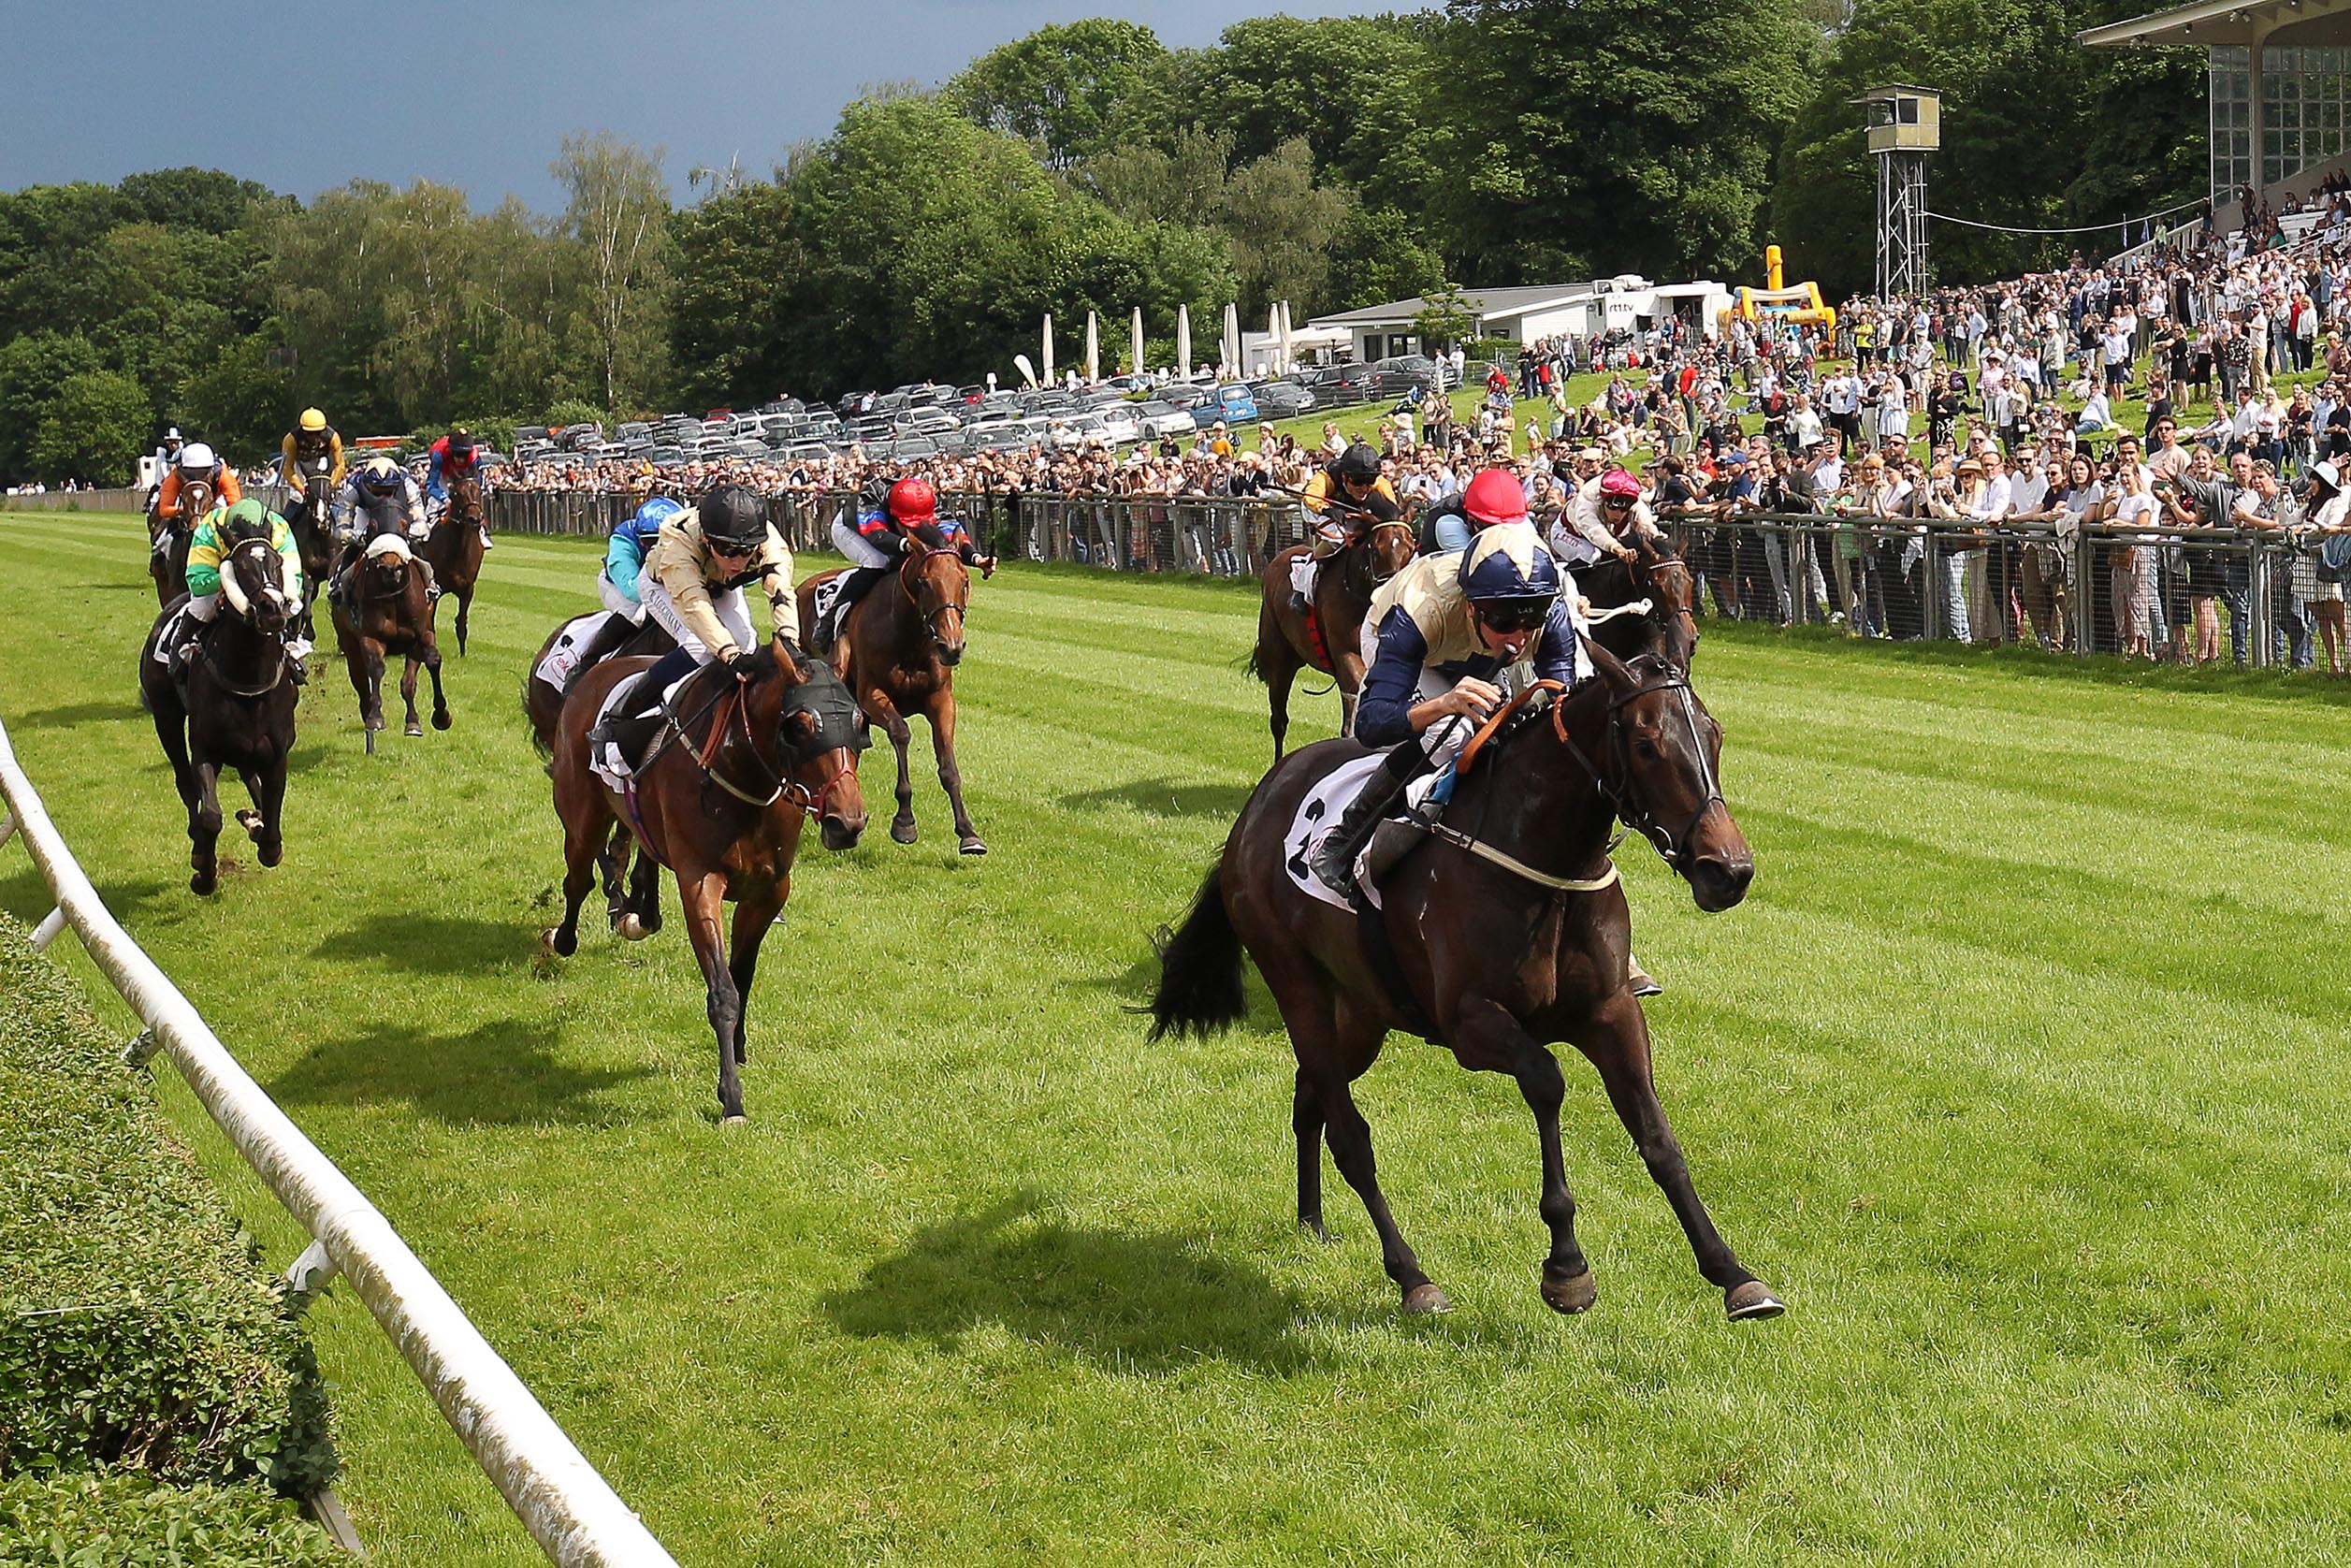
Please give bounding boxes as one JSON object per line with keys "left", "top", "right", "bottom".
{"left": 906, "top": 520, "right": 953, "bottom": 552}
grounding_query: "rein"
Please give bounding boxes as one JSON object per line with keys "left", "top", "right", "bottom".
{"left": 1551, "top": 652, "right": 1724, "bottom": 870}
{"left": 653, "top": 662, "right": 856, "bottom": 822}
{"left": 197, "top": 545, "right": 290, "bottom": 699}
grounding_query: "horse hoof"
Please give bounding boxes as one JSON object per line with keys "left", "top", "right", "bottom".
{"left": 236, "top": 808, "right": 262, "bottom": 835}
{"left": 404, "top": 721, "right": 424, "bottom": 737}
{"left": 720, "top": 1113, "right": 749, "bottom": 1129}
{"left": 258, "top": 843, "right": 283, "bottom": 868}
{"left": 432, "top": 710, "right": 452, "bottom": 731}
{"left": 364, "top": 730, "right": 376, "bottom": 756}
{"left": 1400, "top": 1283, "right": 1453, "bottom": 1316}
{"left": 1299, "top": 1216, "right": 1333, "bottom": 1244}
{"left": 891, "top": 820, "right": 919, "bottom": 845}
{"left": 541, "top": 927, "right": 575, "bottom": 958}
{"left": 958, "top": 837, "right": 988, "bottom": 856}
{"left": 1542, "top": 1269, "right": 1599, "bottom": 1315}
{"left": 617, "top": 914, "right": 649, "bottom": 942}
{"left": 1725, "top": 1281, "right": 1787, "bottom": 1321}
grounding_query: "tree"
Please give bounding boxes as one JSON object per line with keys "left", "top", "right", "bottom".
{"left": 1191, "top": 14, "right": 1435, "bottom": 184}
{"left": 552, "top": 132, "right": 673, "bottom": 413}
{"left": 0, "top": 332, "right": 102, "bottom": 481}
{"left": 950, "top": 21, "right": 1171, "bottom": 168}
{"left": 31, "top": 369, "right": 152, "bottom": 486}
{"left": 1412, "top": 282, "right": 1478, "bottom": 351}
{"left": 1328, "top": 206, "right": 1448, "bottom": 312}
{"left": 1432, "top": 0, "right": 1819, "bottom": 283}
{"left": 670, "top": 181, "right": 799, "bottom": 410}
{"left": 179, "top": 334, "right": 292, "bottom": 461}
{"left": 1222, "top": 138, "right": 1352, "bottom": 317}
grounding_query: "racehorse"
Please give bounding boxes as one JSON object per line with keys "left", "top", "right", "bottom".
{"left": 419, "top": 474, "right": 487, "bottom": 655}
{"left": 284, "top": 464, "right": 336, "bottom": 642}
{"left": 137, "top": 539, "right": 298, "bottom": 894}
{"left": 1247, "top": 516, "right": 1418, "bottom": 761}
{"left": 521, "top": 613, "right": 676, "bottom": 756}
{"left": 1573, "top": 531, "right": 1701, "bottom": 669}
{"left": 329, "top": 538, "right": 449, "bottom": 754}
{"left": 1145, "top": 638, "right": 1783, "bottom": 1323}
{"left": 796, "top": 544, "right": 986, "bottom": 854}
{"left": 542, "top": 642, "right": 869, "bottom": 1123}
{"left": 148, "top": 478, "right": 211, "bottom": 608}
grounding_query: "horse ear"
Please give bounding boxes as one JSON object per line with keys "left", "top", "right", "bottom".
{"left": 1581, "top": 631, "right": 1635, "bottom": 690}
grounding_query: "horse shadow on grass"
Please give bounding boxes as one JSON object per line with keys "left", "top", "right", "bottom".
{"left": 312, "top": 914, "right": 532, "bottom": 976}
{"left": 4, "top": 699, "right": 139, "bottom": 730}
{"left": 266, "top": 1013, "right": 653, "bottom": 1127}
{"left": 821, "top": 1189, "right": 1327, "bottom": 1374}
{"left": 1055, "top": 779, "right": 1255, "bottom": 820}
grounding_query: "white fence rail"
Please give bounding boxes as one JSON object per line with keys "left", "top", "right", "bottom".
{"left": 0, "top": 716, "right": 680, "bottom": 1568}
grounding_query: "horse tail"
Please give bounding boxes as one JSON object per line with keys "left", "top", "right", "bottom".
{"left": 1241, "top": 643, "right": 1264, "bottom": 683}
{"left": 1144, "top": 865, "right": 1246, "bottom": 1042}
{"left": 520, "top": 671, "right": 555, "bottom": 759}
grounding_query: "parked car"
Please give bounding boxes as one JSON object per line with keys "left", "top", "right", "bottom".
{"left": 1248, "top": 380, "right": 1315, "bottom": 418}
{"left": 1189, "top": 383, "right": 1259, "bottom": 429}
{"left": 1131, "top": 400, "right": 1198, "bottom": 441}
{"left": 1094, "top": 405, "right": 1142, "bottom": 446}
{"left": 1156, "top": 383, "right": 1214, "bottom": 413}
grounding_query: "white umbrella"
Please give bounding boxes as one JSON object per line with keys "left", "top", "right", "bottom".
{"left": 1176, "top": 305, "right": 1192, "bottom": 377}
{"left": 1013, "top": 354, "right": 1038, "bottom": 389}
{"left": 1042, "top": 314, "right": 1055, "bottom": 387}
{"left": 1267, "top": 304, "right": 1282, "bottom": 376}
{"left": 1279, "top": 301, "right": 1294, "bottom": 371}
{"left": 1130, "top": 307, "right": 1144, "bottom": 378}
{"left": 1085, "top": 312, "right": 1100, "bottom": 384}
{"left": 1223, "top": 303, "right": 1241, "bottom": 377}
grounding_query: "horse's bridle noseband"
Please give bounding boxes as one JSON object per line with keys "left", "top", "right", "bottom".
{"left": 1555, "top": 658, "right": 1725, "bottom": 871}
{"left": 899, "top": 544, "right": 967, "bottom": 647}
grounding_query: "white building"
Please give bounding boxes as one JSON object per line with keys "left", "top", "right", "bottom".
{"left": 1306, "top": 276, "right": 1733, "bottom": 362}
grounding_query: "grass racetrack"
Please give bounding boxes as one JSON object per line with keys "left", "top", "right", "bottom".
{"left": 7, "top": 508, "right": 2351, "bottom": 1565}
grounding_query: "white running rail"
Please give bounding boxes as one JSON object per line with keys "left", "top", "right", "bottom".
{"left": 0, "top": 716, "right": 680, "bottom": 1568}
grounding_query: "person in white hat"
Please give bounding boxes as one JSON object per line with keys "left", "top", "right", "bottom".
{"left": 2302, "top": 458, "right": 2351, "bottom": 671}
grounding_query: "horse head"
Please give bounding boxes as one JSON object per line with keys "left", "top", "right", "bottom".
{"left": 1362, "top": 517, "right": 1418, "bottom": 584}
{"left": 900, "top": 545, "right": 970, "bottom": 666}
{"left": 766, "top": 642, "right": 870, "bottom": 850}
{"left": 181, "top": 479, "right": 214, "bottom": 530}
{"left": 220, "top": 537, "right": 292, "bottom": 637}
{"left": 360, "top": 537, "right": 415, "bottom": 603}
{"left": 1576, "top": 639, "right": 1750, "bottom": 912}
{"left": 447, "top": 474, "right": 484, "bottom": 525}
{"left": 1629, "top": 533, "right": 1700, "bottom": 671}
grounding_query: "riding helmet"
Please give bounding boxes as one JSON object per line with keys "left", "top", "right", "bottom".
{"left": 885, "top": 477, "right": 938, "bottom": 525}
{"left": 1334, "top": 443, "right": 1383, "bottom": 484}
{"left": 299, "top": 407, "right": 328, "bottom": 432}
{"left": 178, "top": 442, "right": 216, "bottom": 472}
{"left": 1462, "top": 467, "right": 1529, "bottom": 528}
{"left": 697, "top": 484, "right": 769, "bottom": 554}
{"left": 446, "top": 428, "right": 475, "bottom": 461}
{"left": 1599, "top": 468, "right": 1642, "bottom": 501}
{"left": 360, "top": 456, "right": 402, "bottom": 489}
{"left": 1458, "top": 522, "right": 1561, "bottom": 606}
{"left": 219, "top": 497, "right": 275, "bottom": 544}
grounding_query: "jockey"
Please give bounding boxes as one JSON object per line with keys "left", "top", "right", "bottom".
{"left": 811, "top": 475, "right": 994, "bottom": 650}
{"left": 602, "top": 492, "right": 688, "bottom": 622}
{"left": 1288, "top": 443, "right": 1401, "bottom": 612}
{"left": 279, "top": 407, "right": 346, "bottom": 501}
{"left": 170, "top": 497, "right": 311, "bottom": 683}
{"left": 147, "top": 428, "right": 184, "bottom": 514}
{"left": 152, "top": 443, "right": 243, "bottom": 551}
{"left": 1417, "top": 465, "right": 1530, "bottom": 554}
{"left": 1310, "top": 522, "right": 1581, "bottom": 905}
{"left": 424, "top": 426, "right": 496, "bottom": 550}
{"left": 1552, "top": 466, "right": 1652, "bottom": 568}
{"left": 590, "top": 484, "right": 799, "bottom": 768}
{"left": 329, "top": 456, "right": 434, "bottom": 601}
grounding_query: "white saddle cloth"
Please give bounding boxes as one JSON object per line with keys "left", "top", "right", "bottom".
{"left": 535, "top": 611, "right": 617, "bottom": 693}
{"left": 810, "top": 573, "right": 850, "bottom": 636}
{"left": 588, "top": 667, "right": 693, "bottom": 793}
{"left": 1281, "top": 753, "right": 1448, "bottom": 913}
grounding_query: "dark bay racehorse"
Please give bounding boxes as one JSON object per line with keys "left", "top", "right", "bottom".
{"left": 1248, "top": 517, "right": 1418, "bottom": 760}
{"left": 522, "top": 612, "right": 676, "bottom": 757}
{"left": 1147, "top": 638, "right": 1783, "bottom": 1322}
{"left": 284, "top": 466, "right": 336, "bottom": 642}
{"left": 138, "top": 540, "right": 297, "bottom": 894}
{"left": 419, "top": 475, "right": 487, "bottom": 654}
{"left": 796, "top": 544, "right": 985, "bottom": 854}
{"left": 543, "top": 642, "right": 869, "bottom": 1122}
{"left": 1575, "top": 532, "right": 1701, "bottom": 669}
{"left": 330, "top": 540, "right": 448, "bottom": 754}
{"left": 148, "top": 478, "right": 211, "bottom": 608}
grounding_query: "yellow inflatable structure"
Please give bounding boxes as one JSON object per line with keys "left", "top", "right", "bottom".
{"left": 1728, "top": 246, "right": 1836, "bottom": 332}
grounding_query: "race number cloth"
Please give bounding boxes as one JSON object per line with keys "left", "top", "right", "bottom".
{"left": 809, "top": 573, "right": 850, "bottom": 640}
{"left": 588, "top": 665, "right": 694, "bottom": 791}
{"left": 149, "top": 603, "right": 191, "bottom": 664}
{"left": 534, "top": 611, "right": 617, "bottom": 693}
{"left": 1280, "top": 752, "right": 1451, "bottom": 914}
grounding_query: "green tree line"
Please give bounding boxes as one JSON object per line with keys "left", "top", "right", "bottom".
{"left": 0, "top": 0, "right": 2203, "bottom": 484}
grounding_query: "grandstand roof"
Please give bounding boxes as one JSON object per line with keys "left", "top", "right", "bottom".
{"left": 2082, "top": 0, "right": 2351, "bottom": 49}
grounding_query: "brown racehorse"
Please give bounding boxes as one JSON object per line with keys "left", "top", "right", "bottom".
{"left": 1575, "top": 531, "right": 1701, "bottom": 670}
{"left": 797, "top": 545, "right": 986, "bottom": 854}
{"left": 1247, "top": 517, "right": 1417, "bottom": 760}
{"left": 522, "top": 612, "right": 678, "bottom": 937}
{"left": 522, "top": 613, "right": 675, "bottom": 757}
{"left": 543, "top": 642, "right": 869, "bottom": 1123}
{"left": 1146, "top": 640, "right": 1784, "bottom": 1323}
{"left": 137, "top": 540, "right": 298, "bottom": 894}
{"left": 149, "top": 479, "right": 211, "bottom": 607}
{"left": 419, "top": 475, "right": 487, "bottom": 654}
{"left": 329, "top": 541, "right": 449, "bottom": 754}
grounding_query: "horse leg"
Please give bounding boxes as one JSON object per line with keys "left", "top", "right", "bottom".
{"left": 354, "top": 643, "right": 385, "bottom": 754}
{"left": 455, "top": 588, "right": 472, "bottom": 657}
{"left": 1292, "top": 1069, "right": 1330, "bottom": 1241}
{"left": 597, "top": 824, "right": 630, "bottom": 931}
{"left": 152, "top": 704, "right": 199, "bottom": 818}
{"left": 1455, "top": 998, "right": 1594, "bottom": 1313}
{"left": 1333, "top": 646, "right": 1367, "bottom": 743}
{"left": 241, "top": 756, "right": 286, "bottom": 869}
{"left": 544, "top": 772, "right": 604, "bottom": 959}
{"left": 725, "top": 885, "right": 786, "bottom": 1067}
{"left": 1256, "top": 604, "right": 1298, "bottom": 762}
{"left": 1282, "top": 979, "right": 1440, "bottom": 1314}
{"left": 628, "top": 844, "right": 663, "bottom": 936}
{"left": 400, "top": 652, "right": 424, "bottom": 737}
{"left": 866, "top": 687, "right": 918, "bottom": 845}
{"left": 1569, "top": 993, "right": 1784, "bottom": 1321}
{"left": 425, "top": 643, "right": 451, "bottom": 731}
{"left": 189, "top": 760, "right": 224, "bottom": 895}
{"left": 923, "top": 689, "right": 985, "bottom": 855}
{"left": 678, "top": 866, "right": 747, "bottom": 1122}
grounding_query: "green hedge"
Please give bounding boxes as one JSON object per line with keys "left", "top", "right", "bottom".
{"left": 0, "top": 1471, "right": 336, "bottom": 1566}
{"left": 0, "top": 916, "right": 336, "bottom": 1498}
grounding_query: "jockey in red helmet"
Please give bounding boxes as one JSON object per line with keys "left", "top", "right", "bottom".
{"left": 810, "top": 472, "right": 994, "bottom": 652}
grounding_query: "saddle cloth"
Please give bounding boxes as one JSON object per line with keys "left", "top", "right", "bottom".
{"left": 588, "top": 667, "right": 693, "bottom": 792}
{"left": 810, "top": 573, "right": 849, "bottom": 633}
{"left": 1281, "top": 753, "right": 1450, "bottom": 914}
{"left": 535, "top": 611, "right": 616, "bottom": 692}
{"left": 150, "top": 603, "right": 191, "bottom": 665}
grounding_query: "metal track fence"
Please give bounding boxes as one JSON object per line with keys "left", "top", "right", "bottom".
{"left": 0, "top": 719, "right": 679, "bottom": 1568}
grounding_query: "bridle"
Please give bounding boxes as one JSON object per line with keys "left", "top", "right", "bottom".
{"left": 898, "top": 544, "right": 967, "bottom": 649}
{"left": 1550, "top": 655, "right": 1725, "bottom": 872}
{"left": 200, "top": 541, "right": 291, "bottom": 698}
{"left": 656, "top": 663, "right": 860, "bottom": 822}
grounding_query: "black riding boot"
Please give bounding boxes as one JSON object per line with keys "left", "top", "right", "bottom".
{"left": 1311, "top": 742, "right": 1433, "bottom": 906}
{"left": 813, "top": 565, "right": 888, "bottom": 653}
{"left": 560, "top": 611, "right": 642, "bottom": 699}
{"left": 590, "top": 647, "right": 696, "bottom": 772}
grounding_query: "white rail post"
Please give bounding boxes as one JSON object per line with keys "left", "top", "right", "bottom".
{"left": 30, "top": 905, "right": 65, "bottom": 951}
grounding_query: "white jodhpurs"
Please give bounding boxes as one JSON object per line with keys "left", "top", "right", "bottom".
{"left": 638, "top": 565, "right": 754, "bottom": 662}
{"left": 598, "top": 571, "right": 647, "bottom": 624}
{"left": 187, "top": 591, "right": 220, "bottom": 623}
{"left": 831, "top": 515, "right": 895, "bottom": 569}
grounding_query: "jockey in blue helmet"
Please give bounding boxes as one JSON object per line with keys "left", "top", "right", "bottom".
{"left": 1311, "top": 521, "right": 1584, "bottom": 903}
{"left": 602, "top": 493, "right": 687, "bottom": 622}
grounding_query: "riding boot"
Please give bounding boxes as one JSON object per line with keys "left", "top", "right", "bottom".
{"left": 1311, "top": 743, "right": 1433, "bottom": 907}
{"left": 167, "top": 615, "right": 202, "bottom": 683}
{"left": 417, "top": 559, "right": 442, "bottom": 603}
{"left": 560, "top": 612, "right": 641, "bottom": 698}
{"left": 590, "top": 647, "right": 697, "bottom": 774}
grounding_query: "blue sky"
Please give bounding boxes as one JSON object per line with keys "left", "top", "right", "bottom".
{"left": 1, "top": 1, "right": 1387, "bottom": 211}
